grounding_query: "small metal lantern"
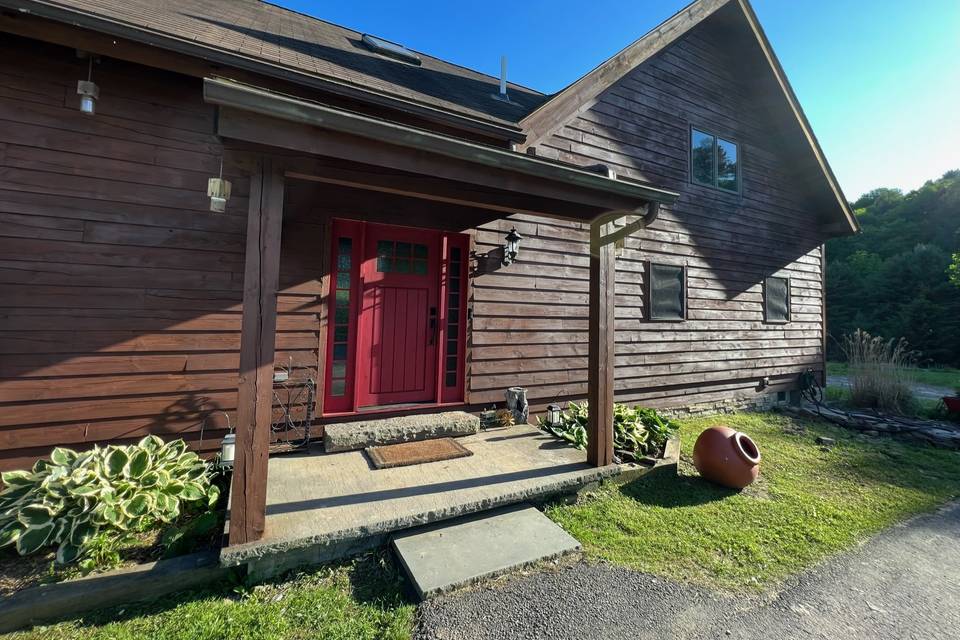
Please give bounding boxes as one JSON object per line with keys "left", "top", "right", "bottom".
{"left": 479, "top": 408, "right": 499, "bottom": 431}
{"left": 219, "top": 432, "right": 236, "bottom": 468}
{"left": 502, "top": 227, "right": 522, "bottom": 266}
{"left": 207, "top": 177, "right": 232, "bottom": 213}
{"left": 546, "top": 403, "right": 562, "bottom": 427}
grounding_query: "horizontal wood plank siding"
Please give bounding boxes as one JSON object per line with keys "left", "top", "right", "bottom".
{"left": 468, "top": 23, "right": 827, "bottom": 411}
{"left": 0, "top": 38, "right": 252, "bottom": 469}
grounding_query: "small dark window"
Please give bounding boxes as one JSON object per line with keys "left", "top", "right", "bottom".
{"left": 649, "top": 263, "right": 686, "bottom": 321}
{"left": 691, "top": 128, "right": 739, "bottom": 193}
{"left": 764, "top": 276, "right": 790, "bottom": 323}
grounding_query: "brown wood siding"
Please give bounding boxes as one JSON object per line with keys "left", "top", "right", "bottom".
{"left": 0, "top": 37, "right": 252, "bottom": 470}
{"left": 468, "top": 23, "right": 827, "bottom": 412}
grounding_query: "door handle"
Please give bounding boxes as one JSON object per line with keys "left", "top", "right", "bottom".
{"left": 428, "top": 306, "right": 437, "bottom": 345}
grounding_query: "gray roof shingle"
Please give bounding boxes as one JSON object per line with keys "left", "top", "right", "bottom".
{"left": 31, "top": 0, "right": 549, "bottom": 128}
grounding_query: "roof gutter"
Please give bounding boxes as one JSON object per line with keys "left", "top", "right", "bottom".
{"left": 2, "top": 0, "right": 528, "bottom": 143}
{"left": 203, "top": 77, "right": 680, "bottom": 208}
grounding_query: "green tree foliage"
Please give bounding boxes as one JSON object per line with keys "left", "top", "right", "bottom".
{"left": 827, "top": 170, "right": 960, "bottom": 365}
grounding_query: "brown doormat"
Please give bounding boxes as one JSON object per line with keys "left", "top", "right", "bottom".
{"left": 365, "top": 437, "right": 473, "bottom": 469}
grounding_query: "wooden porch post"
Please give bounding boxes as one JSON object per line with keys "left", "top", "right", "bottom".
{"left": 229, "top": 155, "right": 285, "bottom": 545}
{"left": 587, "top": 220, "right": 615, "bottom": 467}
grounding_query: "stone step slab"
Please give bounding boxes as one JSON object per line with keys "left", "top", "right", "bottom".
{"left": 324, "top": 410, "right": 479, "bottom": 453}
{"left": 391, "top": 504, "right": 580, "bottom": 600}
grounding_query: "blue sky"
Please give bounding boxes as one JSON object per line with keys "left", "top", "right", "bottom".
{"left": 275, "top": 0, "right": 960, "bottom": 201}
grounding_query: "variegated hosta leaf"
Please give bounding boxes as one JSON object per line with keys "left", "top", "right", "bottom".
{"left": 0, "top": 520, "right": 24, "bottom": 547}
{"left": 17, "top": 504, "right": 54, "bottom": 527}
{"left": 102, "top": 504, "right": 123, "bottom": 527}
{"left": 1, "top": 470, "right": 35, "bottom": 487}
{"left": 139, "top": 471, "right": 160, "bottom": 488}
{"left": 16, "top": 522, "right": 55, "bottom": 555}
{"left": 49, "top": 448, "right": 78, "bottom": 467}
{"left": 124, "top": 449, "right": 151, "bottom": 479}
{"left": 104, "top": 448, "right": 128, "bottom": 479}
{"left": 56, "top": 541, "right": 82, "bottom": 564}
{"left": 179, "top": 483, "right": 205, "bottom": 502}
{"left": 123, "top": 494, "right": 152, "bottom": 518}
{"left": 207, "top": 485, "right": 221, "bottom": 509}
{"left": 138, "top": 435, "right": 165, "bottom": 452}
{"left": 69, "top": 519, "right": 97, "bottom": 546}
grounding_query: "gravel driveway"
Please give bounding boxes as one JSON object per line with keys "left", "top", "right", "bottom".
{"left": 415, "top": 502, "right": 960, "bottom": 639}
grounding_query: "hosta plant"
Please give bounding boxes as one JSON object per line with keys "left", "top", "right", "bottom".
{"left": 539, "top": 401, "right": 679, "bottom": 462}
{"left": 0, "top": 436, "right": 219, "bottom": 565}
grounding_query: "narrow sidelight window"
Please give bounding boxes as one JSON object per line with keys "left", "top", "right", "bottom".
{"left": 649, "top": 263, "right": 686, "bottom": 321}
{"left": 764, "top": 276, "right": 790, "bottom": 323}
{"left": 690, "top": 128, "right": 739, "bottom": 193}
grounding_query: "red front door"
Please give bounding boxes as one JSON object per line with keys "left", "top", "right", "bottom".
{"left": 324, "top": 220, "right": 468, "bottom": 414}
{"left": 355, "top": 225, "right": 441, "bottom": 407}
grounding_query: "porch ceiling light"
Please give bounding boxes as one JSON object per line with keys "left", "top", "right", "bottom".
{"left": 77, "top": 54, "right": 99, "bottom": 115}
{"left": 502, "top": 227, "right": 522, "bottom": 266}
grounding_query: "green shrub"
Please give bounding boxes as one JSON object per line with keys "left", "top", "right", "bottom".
{"left": 538, "top": 401, "right": 679, "bottom": 462}
{"left": 0, "top": 436, "right": 219, "bottom": 565}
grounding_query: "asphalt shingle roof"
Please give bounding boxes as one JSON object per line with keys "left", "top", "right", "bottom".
{"left": 33, "top": 0, "right": 549, "bottom": 128}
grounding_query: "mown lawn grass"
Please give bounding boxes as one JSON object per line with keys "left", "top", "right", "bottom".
{"left": 4, "top": 552, "right": 414, "bottom": 640}
{"left": 547, "top": 412, "right": 960, "bottom": 591}
{"left": 828, "top": 361, "right": 960, "bottom": 391}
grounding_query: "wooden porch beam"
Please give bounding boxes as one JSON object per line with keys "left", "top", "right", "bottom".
{"left": 215, "top": 106, "right": 671, "bottom": 220}
{"left": 229, "top": 156, "right": 285, "bottom": 546}
{"left": 284, "top": 159, "right": 603, "bottom": 221}
{"left": 587, "top": 220, "right": 615, "bottom": 467}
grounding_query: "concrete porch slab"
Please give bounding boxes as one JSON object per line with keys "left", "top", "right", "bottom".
{"left": 392, "top": 504, "right": 580, "bottom": 600}
{"left": 222, "top": 424, "right": 618, "bottom": 580}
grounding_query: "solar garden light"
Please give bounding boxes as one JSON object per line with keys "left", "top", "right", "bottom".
{"left": 77, "top": 54, "right": 99, "bottom": 115}
{"left": 219, "top": 432, "right": 236, "bottom": 468}
{"left": 501, "top": 227, "right": 522, "bottom": 266}
{"left": 545, "top": 403, "right": 562, "bottom": 428}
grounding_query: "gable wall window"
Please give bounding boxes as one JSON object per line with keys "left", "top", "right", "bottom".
{"left": 648, "top": 262, "right": 687, "bottom": 321}
{"left": 764, "top": 276, "right": 791, "bottom": 323}
{"left": 691, "top": 127, "right": 739, "bottom": 193}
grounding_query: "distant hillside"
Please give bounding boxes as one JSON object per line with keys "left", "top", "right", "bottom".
{"left": 826, "top": 170, "right": 960, "bottom": 366}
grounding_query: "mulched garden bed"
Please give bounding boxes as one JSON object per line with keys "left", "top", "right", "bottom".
{"left": 0, "top": 512, "right": 224, "bottom": 597}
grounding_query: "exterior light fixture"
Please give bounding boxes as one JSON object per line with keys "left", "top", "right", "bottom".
{"left": 502, "top": 227, "right": 522, "bottom": 266}
{"left": 77, "top": 55, "right": 99, "bottom": 115}
{"left": 207, "top": 158, "right": 232, "bottom": 212}
{"left": 219, "top": 432, "right": 236, "bottom": 468}
{"left": 546, "top": 403, "right": 562, "bottom": 427}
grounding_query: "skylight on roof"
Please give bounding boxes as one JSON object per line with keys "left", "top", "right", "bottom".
{"left": 361, "top": 34, "right": 422, "bottom": 66}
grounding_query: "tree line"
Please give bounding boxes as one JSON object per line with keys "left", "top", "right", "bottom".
{"left": 826, "top": 170, "right": 960, "bottom": 366}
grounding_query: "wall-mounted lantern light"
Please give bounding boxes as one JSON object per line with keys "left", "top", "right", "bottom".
{"left": 545, "top": 403, "right": 562, "bottom": 428}
{"left": 501, "top": 227, "right": 522, "bottom": 266}
{"left": 77, "top": 55, "right": 99, "bottom": 115}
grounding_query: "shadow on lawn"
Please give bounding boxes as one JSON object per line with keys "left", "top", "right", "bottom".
{"left": 618, "top": 468, "right": 740, "bottom": 508}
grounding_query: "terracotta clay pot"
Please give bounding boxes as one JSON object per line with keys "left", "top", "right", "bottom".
{"left": 692, "top": 425, "right": 761, "bottom": 489}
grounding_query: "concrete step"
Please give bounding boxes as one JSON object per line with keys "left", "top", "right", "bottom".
{"left": 391, "top": 504, "right": 580, "bottom": 600}
{"left": 324, "top": 411, "right": 479, "bottom": 453}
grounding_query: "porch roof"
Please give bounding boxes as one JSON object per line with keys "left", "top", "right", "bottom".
{"left": 204, "top": 77, "right": 679, "bottom": 222}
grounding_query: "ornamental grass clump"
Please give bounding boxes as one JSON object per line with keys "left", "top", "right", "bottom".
{"left": 539, "top": 401, "right": 679, "bottom": 462}
{"left": 0, "top": 436, "right": 218, "bottom": 565}
{"left": 840, "top": 329, "right": 918, "bottom": 414}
